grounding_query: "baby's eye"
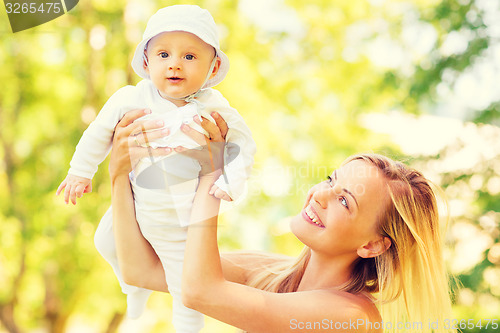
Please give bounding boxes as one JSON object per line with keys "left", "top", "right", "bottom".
{"left": 185, "top": 54, "right": 195, "bottom": 60}
{"left": 159, "top": 52, "right": 169, "bottom": 58}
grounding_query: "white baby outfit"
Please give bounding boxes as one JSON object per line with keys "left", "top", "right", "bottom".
{"left": 67, "top": 5, "right": 256, "bottom": 333}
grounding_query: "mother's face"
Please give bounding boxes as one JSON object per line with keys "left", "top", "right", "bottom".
{"left": 290, "top": 159, "right": 391, "bottom": 259}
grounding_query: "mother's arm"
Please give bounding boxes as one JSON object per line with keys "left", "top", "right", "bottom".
{"left": 179, "top": 121, "right": 380, "bottom": 332}
{"left": 108, "top": 110, "right": 285, "bottom": 292}
{"left": 109, "top": 108, "right": 169, "bottom": 291}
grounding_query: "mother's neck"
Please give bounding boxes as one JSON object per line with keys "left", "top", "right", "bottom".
{"left": 297, "top": 250, "right": 358, "bottom": 292}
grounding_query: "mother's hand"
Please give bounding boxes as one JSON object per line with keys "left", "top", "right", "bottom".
{"left": 175, "top": 112, "right": 229, "bottom": 176}
{"left": 195, "top": 111, "right": 229, "bottom": 142}
{"left": 108, "top": 108, "right": 171, "bottom": 180}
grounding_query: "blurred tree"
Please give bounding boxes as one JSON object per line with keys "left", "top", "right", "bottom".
{"left": 0, "top": 0, "right": 133, "bottom": 331}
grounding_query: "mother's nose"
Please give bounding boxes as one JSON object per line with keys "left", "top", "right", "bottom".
{"left": 311, "top": 184, "right": 342, "bottom": 208}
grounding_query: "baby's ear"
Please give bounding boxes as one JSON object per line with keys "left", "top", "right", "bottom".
{"left": 209, "top": 57, "right": 222, "bottom": 79}
{"left": 357, "top": 237, "right": 391, "bottom": 258}
{"left": 143, "top": 50, "right": 150, "bottom": 74}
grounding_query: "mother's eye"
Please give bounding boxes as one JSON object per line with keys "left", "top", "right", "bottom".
{"left": 327, "top": 175, "right": 350, "bottom": 210}
{"left": 339, "top": 196, "right": 349, "bottom": 209}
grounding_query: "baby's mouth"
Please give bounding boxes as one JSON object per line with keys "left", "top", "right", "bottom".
{"left": 168, "top": 77, "right": 183, "bottom": 82}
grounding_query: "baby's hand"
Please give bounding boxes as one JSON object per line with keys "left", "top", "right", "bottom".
{"left": 56, "top": 174, "right": 92, "bottom": 205}
{"left": 209, "top": 184, "right": 232, "bottom": 201}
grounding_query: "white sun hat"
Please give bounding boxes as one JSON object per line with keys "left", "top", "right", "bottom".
{"left": 131, "top": 5, "right": 230, "bottom": 89}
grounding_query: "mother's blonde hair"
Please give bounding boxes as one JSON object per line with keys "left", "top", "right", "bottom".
{"left": 247, "top": 153, "right": 455, "bottom": 333}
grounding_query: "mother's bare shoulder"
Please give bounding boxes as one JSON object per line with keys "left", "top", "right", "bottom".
{"left": 322, "top": 289, "right": 383, "bottom": 333}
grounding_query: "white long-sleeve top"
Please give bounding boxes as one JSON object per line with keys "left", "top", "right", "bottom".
{"left": 68, "top": 79, "right": 256, "bottom": 201}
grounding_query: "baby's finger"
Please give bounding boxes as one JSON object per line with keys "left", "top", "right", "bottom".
{"left": 180, "top": 124, "right": 207, "bottom": 146}
{"left": 75, "top": 184, "right": 85, "bottom": 198}
{"left": 69, "top": 186, "right": 78, "bottom": 205}
{"left": 64, "top": 184, "right": 72, "bottom": 204}
{"left": 56, "top": 181, "right": 67, "bottom": 196}
{"left": 84, "top": 183, "right": 92, "bottom": 194}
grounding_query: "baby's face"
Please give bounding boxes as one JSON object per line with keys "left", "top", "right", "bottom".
{"left": 145, "top": 31, "right": 219, "bottom": 106}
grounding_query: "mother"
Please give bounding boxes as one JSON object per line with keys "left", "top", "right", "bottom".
{"left": 109, "top": 109, "right": 455, "bottom": 333}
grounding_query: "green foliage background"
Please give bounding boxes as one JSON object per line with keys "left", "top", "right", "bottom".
{"left": 0, "top": 0, "right": 499, "bottom": 332}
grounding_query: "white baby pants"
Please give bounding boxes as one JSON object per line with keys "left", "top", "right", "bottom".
{"left": 94, "top": 153, "right": 204, "bottom": 333}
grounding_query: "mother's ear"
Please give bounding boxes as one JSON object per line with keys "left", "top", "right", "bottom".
{"left": 357, "top": 236, "right": 391, "bottom": 258}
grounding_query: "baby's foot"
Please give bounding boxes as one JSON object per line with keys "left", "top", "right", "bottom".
{"left": 126, "top": 289, "right": 152, "bottom": 319}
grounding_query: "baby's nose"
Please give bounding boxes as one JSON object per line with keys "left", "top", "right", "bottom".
{"left": 168, "top": 59, "right": 181, "bottom": 70}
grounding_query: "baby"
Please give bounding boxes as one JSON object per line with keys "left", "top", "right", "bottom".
{"left": 57, "top": 5, "right": 255, "bottom": 332}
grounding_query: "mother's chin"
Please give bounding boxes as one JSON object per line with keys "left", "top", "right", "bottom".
{"left": 289, "top": 212, "right": 312, "bottom": 245}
